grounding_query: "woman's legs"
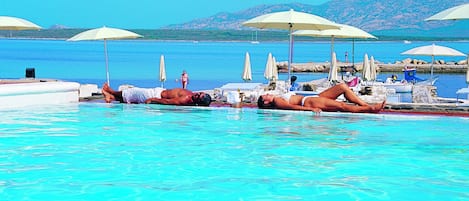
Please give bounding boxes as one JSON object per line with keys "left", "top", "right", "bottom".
{"left": 319, "top": 83, "right": 368, "bottom": 106}
{"left": 339, "top": 101, "right": 385, "bottom": 113}
{"left": 305, "top": 97, "right": 385, "bottom": 113}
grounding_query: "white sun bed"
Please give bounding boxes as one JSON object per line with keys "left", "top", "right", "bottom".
{"left": 219, "top": 83, "right": 263, "bottom": 91}
{"left": 214, "top": 82, "right": 264, "bottom": 102}
{"left": 0, "top": 81, "right": 80, "bottom": 110}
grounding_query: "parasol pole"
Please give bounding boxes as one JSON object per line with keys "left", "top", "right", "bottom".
{"left": 352, "top": 38, "right": 355, "bottom": 69}
{"left": 288, "top": 23, "right": 293, "bottom": 86}
{"left": 104, "top": 39, "right": 110, "bottom": 86}
{"left": 430, "top": 55, "right": 435, "bottom": 81}
{"left": 329, "top": 36, "right": 335, "bottom": 81}
{"left": 466, "top": 53, "right": 469, "bottom": 87}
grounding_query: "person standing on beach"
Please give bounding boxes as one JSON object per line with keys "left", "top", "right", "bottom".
{"left": 345, "top": 51, "right": 349, "bottom": 64}
{"left": 181, "top": 70, "right": 189, "bottom": 89}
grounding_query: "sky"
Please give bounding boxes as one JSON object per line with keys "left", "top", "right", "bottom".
{"left": 0, "top": 0, "right": 330, "bottom": 29}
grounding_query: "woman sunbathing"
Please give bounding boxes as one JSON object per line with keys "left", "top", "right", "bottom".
{"left": 257, "top": 83, "right": 385, "bottom": 113}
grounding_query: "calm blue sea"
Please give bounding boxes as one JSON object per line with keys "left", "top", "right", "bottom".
{"left": 0, "top": 39, "right": 467, "bottom": 97}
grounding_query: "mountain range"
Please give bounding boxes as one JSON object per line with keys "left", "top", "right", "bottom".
{"left": 163, "top": 0, "right": 469, "bottom": 38}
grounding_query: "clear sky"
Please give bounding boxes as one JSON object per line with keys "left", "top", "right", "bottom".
{"left": 0, "top": 0, "right": 330, "bottom": 29}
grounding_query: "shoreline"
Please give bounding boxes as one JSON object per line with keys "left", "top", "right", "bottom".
{"left": 280, "top": 62, "right": 469, "bottom": 74}
{"left": 2, "top": 36, "right": 469, "bottom": 43}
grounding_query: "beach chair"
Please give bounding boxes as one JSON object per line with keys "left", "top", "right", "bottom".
{"left": 404, "top": 69, "right": 425, "bottom": 83}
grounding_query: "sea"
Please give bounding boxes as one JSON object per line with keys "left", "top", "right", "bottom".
{"left": 0, "top": 38, "right": 468, "bottom": 98}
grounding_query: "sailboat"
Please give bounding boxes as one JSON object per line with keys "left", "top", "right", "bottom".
{"left": 251, "top": 31, "right": 259, "bottom": 44}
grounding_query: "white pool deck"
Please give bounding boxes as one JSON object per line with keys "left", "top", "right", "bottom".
{"left": 0, "top": 79, "right": 82, "bottom": 110}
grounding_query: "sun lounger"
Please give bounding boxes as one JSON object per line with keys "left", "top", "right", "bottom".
{"left": 220, "top": 83, "right": 263, "bottom": 91}
{"left": 215, "top": 82, "right": 264, "bottom": 103}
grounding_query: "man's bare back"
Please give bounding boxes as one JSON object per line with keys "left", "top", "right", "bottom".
{"left": 160, "top": 88, "right": 193, "bottom": 99}
{"left": 102, "top": 83, "right": 212, "bottom": 106}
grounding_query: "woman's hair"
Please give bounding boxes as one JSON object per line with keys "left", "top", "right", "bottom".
{"left": 257, "top": 96, "right": 275, "bottom": 109}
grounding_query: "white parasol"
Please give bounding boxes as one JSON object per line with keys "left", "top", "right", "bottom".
{"left": 243, "top": 9, "right": 339, "bottom": 83}
{"left": 425, "top": 3, "right": 469, "bottom": 21}
{"left": 242, "top": 52, "right": 252, "bottom": 82}
{"left": 67, "top": 26, "right": 143, "bottom": 85}
{"left": 272, "top": 56, "right": 278, "bottom": 81}
{"left": 293, "top": 24, "right": 377, "bottom": 67}
{"left": 328, "top": 52, "right": 338, "bottom": 82}
{"left": 369, "top": 55, "right": 377, "bottom": 81}
{"left": 264, "top": 53, "right": 275, "bottom": 81}
{"left": 401, "top": 44, "right": 465, "bottom": 80}
{"left": 0, "top": 16, "right": 41, "bottom": 30}
{"left": 425, "top": 3, "right": 469, "bottom": 86}
{"left": 159, "top": 54, "right": 166, "bottom": 87}
{"left": 362, "top": 53, "right": 371, "bottom": 81}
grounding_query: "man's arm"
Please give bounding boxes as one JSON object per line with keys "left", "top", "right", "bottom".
{"left": 145, "top": 96, "right": 191, "bottom": 105}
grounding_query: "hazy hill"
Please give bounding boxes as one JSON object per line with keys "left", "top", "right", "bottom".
{"left": 1, "top": 1, "right": 468, "bottom": 40}
{"left": 163, "top": 0, "right": 469, "bottom": 38}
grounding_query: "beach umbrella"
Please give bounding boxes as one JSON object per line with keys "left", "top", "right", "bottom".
{"left": 272, "top": 56, "right": 278, "bottom": 81}
{"left": 425, "top": 3, "right": 469, "bottom": 86}
{"left": 242, "top": 52, "right": 252, "bottom": 82}
{"left": 264, "top": 53, "right": 278, "bottom": 81}
{"left": 243, "top": 9, "right": 339, "bottom": 83}
{"left": 67, "top": 26, "right": 143, "bottom": 85}
{"left": 401, "top": 44, "right": 465, "bottom": 80}
{"left": 328, "top": 52, "right": 338, "bottom": 82}
{"left": 159, "top": 54, "right": 166, "bottom": 87}
{"left": 370, "top": 55, "right": 377, "bottom": 81}
{"left": 425, "top": 3, "right": 469, "bottom": 21}
{"left": 0, "top": 16, "right": 41, "bottom": 30}
{"left": 362, "top": 53, "right": 371, "bottom": 81}
{"left": 293, "top": 24, "right": 377, "bottom": 67}
{"left": 264, "top": 53, "right": 274, "bottom": 81}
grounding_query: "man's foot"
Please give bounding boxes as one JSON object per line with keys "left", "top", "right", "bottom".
{"left": 102, "top": 83, "right": 111, "bottom": 93}
{"left": 101, "top": 87, "right": 115, "bottom": 103}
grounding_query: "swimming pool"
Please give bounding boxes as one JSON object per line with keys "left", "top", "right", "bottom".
{"left": 1, "top": 103, "right": 468, "bottom": 200}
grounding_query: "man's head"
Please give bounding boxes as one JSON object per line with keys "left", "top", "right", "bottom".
{"left": 257, "top": 94, "right": 275, "bottom": 109}
{"left": 192, "top": 92, "right": 212, "bottom": 106}
{"left": 291, "top": 75, "right": 297, "bottom": 83}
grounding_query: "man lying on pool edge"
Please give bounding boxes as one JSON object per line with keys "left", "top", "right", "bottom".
{"left": 101, "top": 83, "right": 212, "bottom": 106}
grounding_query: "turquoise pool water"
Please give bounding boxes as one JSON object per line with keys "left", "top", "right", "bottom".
{"left": 1, "top": 103, "right": 468, "bottom": 200}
